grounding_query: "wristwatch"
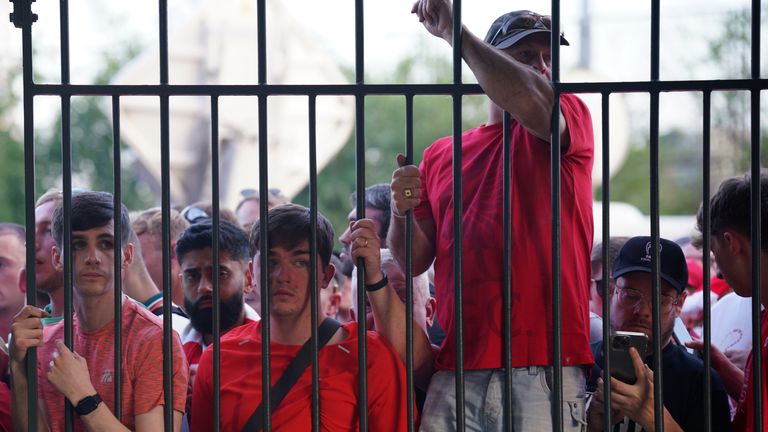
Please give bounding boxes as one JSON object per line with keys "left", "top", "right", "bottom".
{"left": 74, "top": 394, "right": 102, "bottom": 416}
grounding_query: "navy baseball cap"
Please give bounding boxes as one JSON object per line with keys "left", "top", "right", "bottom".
{"left": 612, "top": 236, "right": 688, "bottom": 293}
{"left": 484, "top": 10, "right": 569, "bottom": 50}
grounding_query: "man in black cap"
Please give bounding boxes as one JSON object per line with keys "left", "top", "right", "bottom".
{"left": 586, "top": 236, "right": 731, "bottom": 432}
{"left": 382, "top": 0, "right": 595, "bottom": 430}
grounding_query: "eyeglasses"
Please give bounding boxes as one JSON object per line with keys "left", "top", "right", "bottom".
{"left": 239, "top": 188, "right": 282, "bottom": 198}
{"left": 487, "top": 12, "right": 552, "bottom": 46}
{"left": 615, "top": 287, "right": 679, "bottom": 310}
{"left": 180, "top": 205, "right": 209, "bottom": 224}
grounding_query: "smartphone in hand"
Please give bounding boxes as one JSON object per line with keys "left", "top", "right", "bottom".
{"left": 608, "top": 331, "right": 649, "bottom": 384}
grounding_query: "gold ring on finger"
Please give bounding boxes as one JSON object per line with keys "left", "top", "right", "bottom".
{"left": 404, "top": 188, "right": 413, "bottom": 198}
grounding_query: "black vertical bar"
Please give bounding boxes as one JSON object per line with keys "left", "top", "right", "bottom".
{"left": 404, "top": 95, "right": 416, "bottom": 432}
{"left": 111, "top": 96, "right": 123, "bottom": 422}
{"left": 158, "top": 0, "right": 174, "bottom": 429}
{"left": 649, "top": 90, "right": 663, "bottom": 432}
{"left": 256, "top": 1, "right": 271, "bottom": 430}
{"left": 701, "top": 90, "right": 712, "bottom": 432}
{"left": 354, "top": 0, "right": 368, "bottom": 430}
{"left": 59, "top": 0, "right": 74, "bottom": 428}
{"left": 501, "top": 110, "right": 512, "bottom": 432}
{"left": 21, "top": 0, "right": 37, "bottom": 427}
{"left": 451, "top": 0, "right": 464, "bottom": 430}
{"left": 650, "top": 0, "right": 663, "bottom": 429}
{"left": 750, "top": 1, "right": 762, "bottom": 430}
{"left": 550, "top": 1, "right": 563, "bottom": 430}
{"left": 308, "top": 96, "right": 320, "bottom": 432}
{"left": 600, "top": 92, "right": 613, "bottom": 431}
{"left": 211, "top": 96, "right": 222, "bottom": 432}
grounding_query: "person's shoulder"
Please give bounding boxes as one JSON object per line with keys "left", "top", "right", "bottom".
{"left": 221, "top": 320, "right": 260, "bottom": 347}
{"left": 125, "top": 299, "right": 165, "bottom": 334}
{"left": 663, "top": 342, "right": 707, "bottom": 375}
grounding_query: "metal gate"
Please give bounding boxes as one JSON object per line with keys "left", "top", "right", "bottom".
{"left": 8, "top": 0, "right": 767, "bottom": 430}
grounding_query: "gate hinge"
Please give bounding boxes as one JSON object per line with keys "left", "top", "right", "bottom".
{"left": 9, "top": 0, "right": 37, "bottom": 29}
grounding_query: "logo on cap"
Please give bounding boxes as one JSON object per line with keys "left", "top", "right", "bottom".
{"left": 642, "top": 241, "right": 662, "bottom": 262}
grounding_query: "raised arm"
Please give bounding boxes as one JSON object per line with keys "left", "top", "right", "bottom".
{"left": 387, "top": 154, "right": 436, "bottom": 276}
{"left": 412, "top": 0, "right": 568, "bottom": 146}
{"left": 351, "top": 219, "right": 435, "bottom": 389}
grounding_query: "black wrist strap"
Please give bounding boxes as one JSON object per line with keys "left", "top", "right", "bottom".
{"left": 365, "top": 271, "right": 389, "bottom": 292}
{"left": 241, "top": 317, "right": 342, "bottom": 432}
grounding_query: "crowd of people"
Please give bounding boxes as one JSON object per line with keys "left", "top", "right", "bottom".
{"left": 0, "top": 0, "right": 766, "bottom": 430}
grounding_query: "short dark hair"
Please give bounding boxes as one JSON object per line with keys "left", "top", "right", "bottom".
{"left": 0, "top": 223, "right": 25, "bottom": 242}
{"left": 176, "top": 219, "right": 250, "bottom": 264}
{"left": 51, "top": 191, "right": 131, "bottom": 248}
{"left": 698, "top": 171, "right": 768, "bottom": 250}
{"left": 351, "top": 183, "right": 391, "bottom": 240}
{"left": 591, "top": 236, "right": 630, "bottom": 269}
{"left": 249, "top": 204, "right": 334, "bottom": 267}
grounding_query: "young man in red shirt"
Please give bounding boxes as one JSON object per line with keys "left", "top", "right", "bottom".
{"left": 385, "top": 1, "right": 594, "bottom": 430}
{"left": 10, "top": 191, "right": 188, "bottom": 431}
{"left": 695, "top": 172, "right": 768, "bottom": 432}
{"left": 191, "top": 204, "right": 409, "bottom": 431}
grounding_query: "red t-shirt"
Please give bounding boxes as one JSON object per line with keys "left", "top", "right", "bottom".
{"left": 732, "top": 310, "right": 768, "bottom": 432}
{"left": 191, "top": 321, "right": 410, "bottom": 431}
{"left": 38, "top": 298, "right": 188, "bottom": 431}
{"left": 414, "top": 93, "right": 594, "bottom": 370}
{"left": 0, "top": 381, "right": 11, "bottom": 432}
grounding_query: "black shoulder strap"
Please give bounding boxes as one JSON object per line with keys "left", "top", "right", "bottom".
{"left": 240, "top": 318, "right": 342, "bottom": 432}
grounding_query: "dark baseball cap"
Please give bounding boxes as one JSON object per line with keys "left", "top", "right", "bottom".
{"left": 484, "top": 10, "right": 569, "bottom": 50}
{"left": 612, "top": 236, "right": 688, "bottom": 293}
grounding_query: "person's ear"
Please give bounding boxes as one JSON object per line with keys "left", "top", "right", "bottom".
{"left": 722, "top": 231, "right": 746, "bottom": 256}
{"left": 243, "top": 263, "right": 254, "bottom": 295}
{"left": 52, "top": 245, "right": 63, "bottom": 271}
{"left": 425, "top": 296, "right": 437, "bottom": 327}
{"left": 122, "top": 243, "right": 134, "bottom": 270}
{"left": 674, "top": 289, "right": 688, "bottom": 316}
{"left": 320, "top": 263, "right": 335, "bottom": 290}
{"left": 17, "top": 268, "right": 26, "bottom": 294}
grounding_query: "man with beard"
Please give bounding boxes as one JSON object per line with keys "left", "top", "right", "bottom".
{"left": 586, "top": 236, "right": 731, "bottom": 432}
{"left": 174, "top": 219, "right": 259, "bottom": 417}
{"left": 191, "top": 204, "right": 408, "bottom": 431}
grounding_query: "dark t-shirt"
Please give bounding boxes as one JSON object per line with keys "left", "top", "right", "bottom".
{"left": 588, "top": 341, "right": 732, "bottom": 432}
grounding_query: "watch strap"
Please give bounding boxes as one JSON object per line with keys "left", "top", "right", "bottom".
{"left": 365, "top": 271, "right": 389, "bottom": 292}
{"left": 75, "top": 393, "right": 102, "bottom": 416}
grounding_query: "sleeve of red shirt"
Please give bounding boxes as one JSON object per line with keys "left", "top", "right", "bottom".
{"left": 560, "top": 94, "right": 594, "bottom": 159}
{"left": 366, "top": 333, "right": 414, "bottom": 430}
{"left": 190, "top": 348, "right": 214, "bottom": 432}
{"left": 0, "top": 382, "right": 11, "bottom": 432}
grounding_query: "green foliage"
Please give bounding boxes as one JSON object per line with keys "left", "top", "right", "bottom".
{"left": 0, "top": 66, "right": 26, "bottom": 223}
{"left": 293, "top": 48, "right": 487, "bottom": 246}
{"left": 33, "top": 42, "right": 154, "bottom": 212}
{"left": 602, "top": 6, "right": 768, "bottom": 215}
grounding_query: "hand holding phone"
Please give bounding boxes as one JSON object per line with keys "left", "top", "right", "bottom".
{"left": 608, "top": 331, "right": 648, "bottom": 384}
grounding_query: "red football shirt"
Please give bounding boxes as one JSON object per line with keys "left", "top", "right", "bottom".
{"left": 732, "top": 310, "right": 768, "bottom": 432}
{"left": 191, "top": 321, "right": 410, "bottom": 431}
{"left": 414, "top": 93, "right": 594, "bottom": 370}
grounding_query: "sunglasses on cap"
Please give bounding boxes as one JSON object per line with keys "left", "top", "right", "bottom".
{"left": 180, "top": 205, "right": 209, "bottom": 224}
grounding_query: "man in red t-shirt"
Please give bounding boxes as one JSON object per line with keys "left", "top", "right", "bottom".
{"left": 694, "top": 172, "right": 768, "bottom": 432}
{"left": 385, "top": 1, "right": 594, "bottom": 430}
{"left": 10, "top": 191, "right": 188, "bottom": 432}
{"left": 174, "top": 219, "right": 259, "bottom": 418}
{"left": 191, "top": 204, "right": 409, "bottom": 431}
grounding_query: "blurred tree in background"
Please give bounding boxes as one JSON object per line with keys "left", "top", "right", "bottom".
{"left": 293, "top": 46, "right": 486, "bottom": 245}
{"left": 597, "top": 6, "right": 767, "bottom": 216}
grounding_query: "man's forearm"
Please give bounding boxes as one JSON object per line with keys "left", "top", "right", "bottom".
{"left": 368, "top": 286, "right": 435, "bottom": 389}
{"left": 11, "top": 361, "right": 47, "bottom": 432}
{"left": 386, "top": 215, "right": 434, "bottom": 276}
{"left": 78, "top": 404, "right": 131, "bottom": 432}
